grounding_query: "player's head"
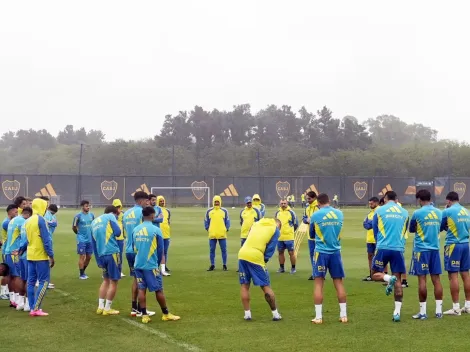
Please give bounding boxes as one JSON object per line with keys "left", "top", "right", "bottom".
{"left": 245, "top": 196, "right": 252, "bottom": 208}
{"left": 384, "top": 191, "right": 397, "bottom": 203}
{"left": 6, "top": 204, "right": 18, "bottom": 219}
{"left": 158, "top": 196, "right": 165, "bottom": 207}
{"left": 379, "top": 197, "right": 385, "bottom": 206}
{"left": 48, "top": 204, "right": 58, "bottom": 215}
{"left": 104, "top": 205, "right": 119, "bottom": 216}
{"left": 369, "top": 197, "right": 379, "bottom": 209}
{"left": 306, "top": 191, "right": 317, "bottom": 204}
{"left": 213, "top": 196, "right": 221, "bottom": 207}
{"left": 25, "top": 197, "right": 33, "bottom": 207}
{"left": 275, "top": 218, "right": 282, "bottom": 230}
{"left": 149, "top": 194, "right": 157, "bottom": 207}
{"left": 415, "top": 189, "right": 432, "bottom": 206}
{"left": 21, "top": 206, "right": 33, "bottom": 220}
{"left": 142, "top": 206, "right": 156, "bottom": 222}
{"left": 445, "top": 191, "right": 459, "bottom": 206}
{"left": 80, "top": 200, "right": 90, "bottom": 212}
{"left": 0, "top": 263, "right": 10, "bottom": 277}
{"left": 14, "top": 196, "right": 27, "bottom": 209}
{"left": 112, "top": 199, "right": 122, "bottom": 213}
{"left": 279, "top": 199, "right": 288, "bottom": 210}
{"left": 133, "top": 191, "right": 149, "bottom": 206}
{"left": 317, "top": 193, "right": 330, "bottom": 207}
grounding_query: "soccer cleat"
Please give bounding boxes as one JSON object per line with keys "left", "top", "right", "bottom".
{"left": 48, "top": 283, "right": 55, "bottom": 289}
{"left": 0, "top": 294, "right": 9, "bottom": 300}
{"left": 10, "top": 302, "right": 17, "bottom": 308}
{"left": 339, "top": 316, "right": 348, "bottom": 323}
{"left": 311, "top": 318, "right": 323, "bottom": 324}
{"left": 142, "top": 315, "right": 151, "bottom": 324}
{"left": 162, "top": 313, "right": 180, "bottom": 321}
{"left": 223, "top": 265, "right": 228, "bottom": 271}
{"left": 435, "top": 313, "right": 443, "bottom": 319}
{"left": 401, "top": 280, "right": 409, "bottom": 288}
{"left": 16, "top": 304, "right": 25, "bottom": 311}
{"left": 131, "top": 309, "right": 140, "bottom": 317}
{"left": 443, "top": 308, "right": 461, "bottom": 316}
{"left": 460, "top": 307, "right": 470, "bottom": 314}
{"left": 290, "top": 268, "right": 296, "bottom": 274}
{"left": 412, "top": 313, "right": 427, "bottom": 320}
{"left": 96, "top": 308, "right": 103, "bottom": 315}
{"left": 162, "top": 271, "right": 171, "bottom": 277}
{"left": 121, "top": 272, "right": 126, "bottom": 277}
{"left": 277, "top": 268, "right": 285, "bottom": 273}
{"left": 244, "top": 316, "right": 252, "bottom": 321}
{"left": 362, "top": 276, "right": 372, "bottom": 282}
{"left": 272, "top": 315, "right": 282, "bottom": 321}
{"left": 308, "top": 275, "right": 314, "bottom": 280}
{"left": 392, "top": 314, "right": 401, "bottom": 322}
{"left": 165, "top": 267, "right": 171, "bottom": 273}
{"left": 79, "top": 275, "right": 88, "bottom": 280}
{"left": 385, "top": 276, "right": 397, "bottom": 296}
{"left": 30, "top": 309, "right": 49, "bottom": 317}
{"left": 207, "top": 265, "right": 215, "bottom": 271}
{"left": 103, "top": 309, "right": 120, "bottom": 316}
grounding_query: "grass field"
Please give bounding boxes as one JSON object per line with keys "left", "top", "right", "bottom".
{"left": 2, "top": 206, "right": 470, "bottom": 352}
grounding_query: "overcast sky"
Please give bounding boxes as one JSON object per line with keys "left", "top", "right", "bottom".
{"left": 1, "top": 1, "right": 469, "bottom": 142}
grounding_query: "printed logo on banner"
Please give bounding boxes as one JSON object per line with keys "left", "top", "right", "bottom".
{"left": 454, "top": 182, "right": 466, "bottom": 199}
{"left": 131, "top": 184, "right": 150, "bottom": 197}
{"left": 305, "top": 184, "right": 319, "bottom": 195}
{"left": 35, "top": 183, "right": 57, "bottom": 198}
{"left": 191, "top": 181, "right": 208, "bottom": 200}
{"left": 378, "top": 184, "right": 393, "bottom": 196}
{"left": 101, "top": 180, "right": 118, "bottom": 200}
{"left": 405, "top": 186, "right": 416, "bottom": 195}
{"left": 276, "top": 181, "right": 290, "bottom": 199}
{"left": 220, "top": 184, "right": 239, "bottom": 197}
{"left": 2, "top": 180, "right": 20, "bottom": 201}
{"left": 353, "top": 182, "right": 368, "bottom": 200}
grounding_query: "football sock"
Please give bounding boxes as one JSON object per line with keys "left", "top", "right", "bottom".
{"left": 132, "top": 301, "right": 138, "bottom": 310}
{"left": 436, "top": 300, "right": 443, "bottom": 314}
{"left": 339, "top": 303, "right": 347, "bottom": 317}
{"left": 280, "top": 264, "right": 285, "bottom": 269}
{"left": 162, "top": 307, "right": 169, "bottom": 315}
{"left": 465, "top": 301, "right": 470, "bottom": 309}
{"left": 79, "top": 269, "right": 85, "bottom": 276}
{"left": 244, "top": 310, "right": 252, "bottom": 319}
{"left": 98, "top": 298, "right": 105, "bottom": 309}
{"left": 272, "top": 309, "right": 280, "bottom": 319}
{"left": 453, "top": 302, "right": 460, "bottom": 311}
{"left": 105, "top": 300, "right": 112, "bottom": 311}
{"left": 383, "top": 274, "right": 391, "bottom": 283}
{"left": 419, "top": 302, "right": 426, "bottom": 315}
{"left": 315, "top": 304, "right": 323, "bottom": 319}
{"left": 394, "top": 301, "right": 402, "bottom": 315}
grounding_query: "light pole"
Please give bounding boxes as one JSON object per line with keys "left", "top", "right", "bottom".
{"left": 76, "top": 142, "right": 86, "bottom": 208}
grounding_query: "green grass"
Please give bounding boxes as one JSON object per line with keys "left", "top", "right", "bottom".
{"left": 2, "top": 207, "right": 470, "bottom": 352}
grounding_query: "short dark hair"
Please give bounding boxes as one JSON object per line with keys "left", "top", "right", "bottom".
{"left": 6, "top": 204, "right": 18, "bottom": 212}
{"left": 48, "top": 204, "right": 58, "bottom": 213}
{"left": 104, "top": 205, "right": 118, "bottom": 215}
{"left": 306, "top": 191, "right": 317, "bottom": 199}
{"left": 369, "top": 197, "right": 379, "bottom": 202}
{"left": 21, "top": 207, "right": 33, "bottom": 216}
{"left": 80, "top": 200, "right": 90, "bottom": 207}
{"left": 14, "top": 196, "right": 26, "bottom": 207}
{"left": 149, "top": 194, "right": 157, "bottom": 199}
{"left": 317, "top": 193, "right": 330, "bottom": 205}
{"left": 134, "top": 191, "right": 149, "bottom": 202}
{"left": 446, "top": 191, "right": 459, "bottom": 202}
{"left": 416, "top": 189, "right": 432, "bottom": 202}
{"left": 0, "top": 263, "right": 10, "bottom": 276}
{"left": 38, "top": 196, "right": 49, "bottom": 201}
{"left": 142, "top": 206, "right": 156, "bottom": 217}
{"left": 384, "top": 191, "right": 397, "bottom": 201}
{"left": 379, "top": 197, "right": 385, "bottom": 205}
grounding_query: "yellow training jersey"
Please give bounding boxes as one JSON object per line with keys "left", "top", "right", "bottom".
{"left": 157, "top": 196, "right": 171, "bottom": 239}
{"left": 274, "top": 207, "right": 298, "bottom": 241}
{"left": 365, "top": 206, "right": 379, "bottom": 243}
{"left": 25, "top": 198, "right": 54, "bottom": 261}
{"left": 240, "top": 207, "right": 261, "bottom": 239}
{"left": 204, "top": 196, "right": 230, "bottom": 239}
{"left": 304, "top": 200, "right": 319, "bottom": 241}
{"left": 116, "top": 212, "right": 125, "bottom": 240}
{"left": 238, "top": 218, "right": 279, "bottom": 267}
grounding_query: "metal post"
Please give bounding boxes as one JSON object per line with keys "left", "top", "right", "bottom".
{"left": 76, "top": 143, "right": 84, "bottom": 208}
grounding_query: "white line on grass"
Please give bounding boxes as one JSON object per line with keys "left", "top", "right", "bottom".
{"left": 54, "top": 288, "right": 202, "bottom": 352}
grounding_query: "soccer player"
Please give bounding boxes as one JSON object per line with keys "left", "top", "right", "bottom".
{"left": 274, "top": 199, "right": 298, "bottom": 274}
{"left": 157, "top": 196, "right": 171, "bottom": 276}
{"left": 408, "top": 189, "right": 443, "bottom": 319}
{"left": 362, "top": 197, "right": 380, "bottom": 281}
{"left": 240, "top": 196, "right": 261, "bottom": 247}
{"left": 14, "top": 196, "right": 27, "bottom": 215}
{"left": 371, "top": 191, "right": 409, "bottom": 322}
{"left": 238, "top": 218, "right": 282, "bottom": 321}
{"left": 18, "top": 198, "right": 54, "bottom": 317}
{"left": 44, "top": 204, "right": 58, "bottom": 288}
{"left": 112, "top": 199, "right": 126, "bottom": 277}
{"left": 440, "top": 191, "right": 470, "bottom": 315}
{"left": 301, "top": 193, "right": 306, "bottom": 209}
{"left": 18, "top": 224, "right": 30, "bottom": 311}
{"left": 123, "top": 191, "right": 155, "bottom": 317}
{"left": 205, "top": 195, "right": 230, "bottom": 271}
{"left": 5, "top": 207, "right": 32, "bottom": 309}
{"left": 72, "top": 200, "right": 95, "bottom": 279}
{"left": 303, "top": 191, "right": 318, "bottom": 280}
{"left": 252, "top": 194, "right": 266, "bottom": 217}
{"left": 91, "top": 205, "right": 122, "bottom": 316}
{"left": 1, "top": 204, "right": 18, "bottom": 300}
{"left": 133, "top": 206, "right": 180, "bottom": 324}
{"left": 310, "top": 193, "right": 347, "bottom": 324}
{"left": 149, "top": 194, "right": 164, "bottom": 228}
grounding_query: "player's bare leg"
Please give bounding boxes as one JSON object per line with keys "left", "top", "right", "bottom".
{"left": 288, "top": 250, "right": 296, "bottom": 274}
{"left": 131, "top": 278, "right": 139, "bottom": 315}
{"left": 84, "top": 254, "right": 92, "bottom": 274}
{"left": 392, "top": 273, "right": 403, "bottom": 321}
{"left": 97, "top": 278, "right": 109, "bottom": 314}
{"left": 333, "top": 278, "right": 348, "bottom": 323}
{"left": 78, "top": 254, "right": 86, "bottom": 277}
{"left": 459, "top": 271, "right": 470, "bottom": 313}
{"left": 240, "top": 284, "right": 251, "bottom": 320}
{"left": 413, "top": 275, "right": 428, "bottom": 319}
{"left": 156, "top": 290, "right": 180, "bottom": 321}
{"left": 277, "top": 250, "right": 285, "bottom": 273}
{"left": 447, "top": 272, "right": 460, "bottom": 313}
{"left": 312, "top": 277, "right": 324, "bottom": 324}
{"left": 367, "top": 252, "right": 373, "bottom": 277}
{"left": 261, "top": 286, "right": 281, "bottom": 321}
{"left": 430, "top": 274, "right": 443, "bottom": 317}
{"left": 138, "top": 288, "right": 150, "bottom": 323}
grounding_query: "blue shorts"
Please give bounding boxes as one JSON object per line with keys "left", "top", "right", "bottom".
{"left": 126, "top": 253, "right": 136, "bottom": 277}
{"left": 135, "top": 269, "right": 163, "bottom": 292}
{"left": 367, "top": 243, "right": 376, "bottom": 254}
{"left": 20, "top": 258, "right": 28, "bottom": 281}
{"left": 372, "top": 249, "right": 406, "bottom": 273}
{"left": 5, "top": 254, "right": 20, "bottom": 277}
{"left": 238, "top": 260, "right": 270, "bottom": 286}
{"left": 313, "top": 251, "right": 345, "bottom": 279}
{"left": 444, "top": 243, "right": 470, "bottom": 272}
{"left": 117, "top": 240, "right": 124, "bottom": 253}
{"left": 277, "top": 240, "right": 295, "bottom": 252}
{"left": 409, "top": 250, "right": 442, "bottom": 276}
{"left": 77, "top": 241, "right": 93, "bottom": 255}
{"left": 101, "top": 254, "right": 121, "bottom": 281}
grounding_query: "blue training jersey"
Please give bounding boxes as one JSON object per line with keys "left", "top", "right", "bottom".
{"left": 5, "top": 216, "right": 27, "bottom": 254}
{"left": 19, "top": 224, "right": 27, "bottom": 259}
{"left": 409, "top": 205, "right": 442, "bottom": 251}
{"left": 91, "top": 213, "right": 121, "bottom": 257}
{"left": 441, "top": 203, "right": 470, "bottom": 245}
{"left": 152, "top": 206, "right": 163, "bottom": 227}
{"left": 310, "top": 206, "right": 344, "bottom": 254}
{"left": 73, "top": 212, "right": 95, "bottom": 243}
{"left": 44, "top": 210, "right": 58, "bottom": 236}
{"left": 1, "top": 217, "right": 9, "bottom": 255}
{"left": 133, "top": 221, "right": 163, "bottom": 270}
{"left": 123, "top": 205, "right": 143, "bottom": 254}
{"left": 373, "top": 202, "right": 409, "bottom": 251}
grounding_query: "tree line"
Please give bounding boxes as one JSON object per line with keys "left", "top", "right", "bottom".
{"left": 0, "top": 104, "right": 466, "bottom": 179}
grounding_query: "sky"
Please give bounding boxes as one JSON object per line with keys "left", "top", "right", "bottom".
{"left": 1, "top": 0, "right": 469, "bottom": 142}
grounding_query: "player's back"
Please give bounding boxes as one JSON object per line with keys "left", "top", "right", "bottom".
{"left": 442, "top": 203, "right": 470, "bottom": 244}
{"left": 374, "top": 202, "right": 409, "bottom": 251}
{"left": 92, "top": 214, "right": 120, "bottom": 256}
{"left": 5, "top": 216, "right": 25, "bottom": 253}
{"left": 312, "top": 206, "right": 343, "bottom": 253}
{"left": 123, "top": 205, "right": 143, "bottom": 253}
{"left": 133, "top": 221, "right": 162, "bottom": 270}
{"left": 411, "top": 205, "right": 442, "bottom": 251}
{"left": 238, "top": 218, "right": 278, "bottom": 266}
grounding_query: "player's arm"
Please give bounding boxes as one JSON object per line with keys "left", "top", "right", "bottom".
{"left": 38, "top": 217, "right": 54, "bottom": 266}
{"left": 440, "top": 210, "right": 448, "bottom": 232}
{"left": 290, "top": 211, "right": 298, "bottom": 231}
{"left": 91, "top": 234, "right": 100, "bottom": 264}
{"left": 110, "top": 219, "right": 121, "bottom": 238}
{"left": 224, "top": 209, "right": 230, "bottom": 231}
{"left": 309, "top": 219, "right": 316, "bottom": 239}
{"left": 167, "top": 209, "right": 171, "bottom": 225}
{"left": 156, "top": 234, "right": 164, "bottom": 267}
{"left": 239, "top": 210, "right": 243, "bottom": 226}
{"left": 264, "top": 228, "right": 281, "bottom": 263}
{"left": 302, "top": 208, "right": 309, "bottom": 224}
{"left": 363, "top": 216, "right": 372, "bottom": 230}
{"left": 72, "top": 214, "right": 79, "bottom": 234}
{"left": 153, "top": 208, "right": 164, "bottom": 224}
{"left": 254, "top": 208, "right": 261, "bottom": 222}
{"left": 204, "top": 210, "right": 211, "bottom": 231}
{"left": 260, "top": 204, "right": 266, "bottom": 217}
{"left": 408, "top": 213, "right": 417, "bottom": 233}
{"left": 18, "top": 228, "right": 29, "bottom": 256}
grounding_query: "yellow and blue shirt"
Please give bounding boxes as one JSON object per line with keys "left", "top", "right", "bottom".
{"left": 238, "top": 218, "right": 280, "bottom": 267}
{"left": 133, "top": 221, "right": 163, "bottom": 270}
{"left": 274, "top": 206, "right": 298, "bottom": 241}
{"left": 73, "top": 211, "right": 95, "bottom": 243}
{"left": 44, "top": 210, "right": 58, "bottom": 236}
{"left": 5, "top": 215, "right": 27, "bottom": 254}
{"left": 22, "top": 199, "right": 54, "bottom": 261}
{"left": 363, "top": 206, "right": 379, "bottom": 244}
{"left": 123, "top": 205, "right": 144, "bottom": 254}
{"left": 303, "top": 200, "right": 319, "bottom": 241}
{"left": 157, "top": 196, "right": 171, "bottom": 239}
{"left": 252, "top": 194, "right": 266, "bottom": 217}
{"left": 116, "top": 211, "right": 125, "bottom": 240}
{"left": 91, "top": 213, "right": 121, "bottom": 257}
{"left": 310, "top": 206, "right": 343, "bottom": 253}
{"left": 240, "top": 206, "right": 261, "bottom": 239}
{"left": 205, "top": 196, "right": 230, "bottom": 239}
{"left": 1, "top": 217, "right": 10, "bottom": 255}
{"left": 441, "top": 203, "right": 470, "bottom": 245}
{"left": 409, "top": 204, "right": 442, "bottom": 251}
{"left": 152, "top": 206, "right": 163, "bottom": 227}
{"left": 373, "top": 201, "right": 409, "bottom": 251}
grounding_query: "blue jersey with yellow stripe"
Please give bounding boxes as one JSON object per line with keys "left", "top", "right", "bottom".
{"left": 91, "top": 213, "right": 121, "bottom": 257}
{"left": 5, "top": 216, "right": 26, "bottom": 254}
{"left": 132, "top": 221, "right": 163, "bottom": 270}
{"left": 441, "top": 203, "right": 470, "bottom": 245}
{"left": 409, "top": 205, "right": 442, "bottom": 251}
{"left": 1, "top": 217, "right": 10, "bottom": 255}
{"left": 373, "top": 201, "right": 409, "bottom": 251}
{"left": 310, "top": 206, "right": 343, "bottom": 254}
{"left": 123, "top": 205, "right": 143, "bottom": 254}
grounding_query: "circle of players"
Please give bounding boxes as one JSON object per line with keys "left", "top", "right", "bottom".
{"left": 1, "top": 189, "right": 469, "bottom": 324}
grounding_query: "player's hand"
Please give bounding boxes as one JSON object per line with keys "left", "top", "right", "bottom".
{"left": 158, "top": 213, "right": 163, "bottom": 218}
{"left": 11, "top": 250, "right": 19, "bottom": 256}
{"left": 49, "top": 257, "right": 55, "bottom": 268}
